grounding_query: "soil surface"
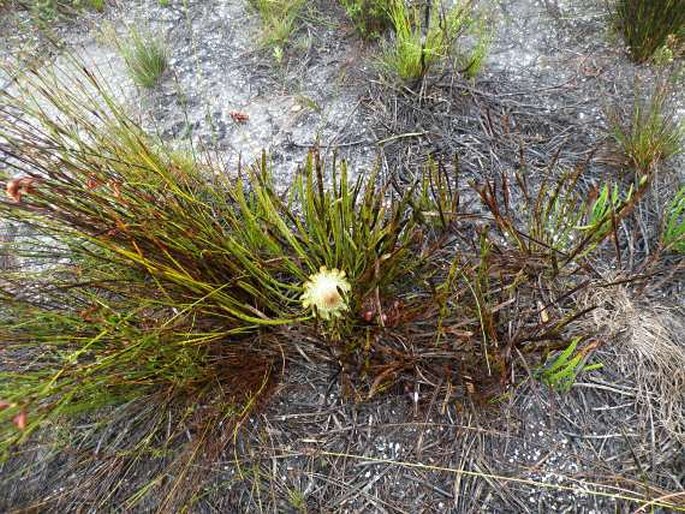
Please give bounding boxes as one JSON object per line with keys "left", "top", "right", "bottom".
{"left": 0, "top": 0, "right": 684, "bottom": 512}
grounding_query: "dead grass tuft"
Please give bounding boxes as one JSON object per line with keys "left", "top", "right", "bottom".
{"left": 581, "top": 285, "right": 685, "bottom": 443}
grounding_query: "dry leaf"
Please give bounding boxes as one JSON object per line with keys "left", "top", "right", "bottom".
{"left": 12, "top": 410, "right": 27, "bottom": 430}
{"left": 229, "top": 110, "right": 250, "bottom": 123}
{"left": 6, "top": 177, "right": 37, "bottom": 203}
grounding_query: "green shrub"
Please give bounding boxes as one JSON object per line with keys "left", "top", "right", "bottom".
{"left": 0, "top": 62, "right": 439, "bottom": 505}
{"left": 339, "top": 0, "right": 392, "bottom": 39}
{"left": 615, "top": 0, "right": 685, "bottom": 63}
{"left": 381, "top": 0, "right": 475, "bottom": 81}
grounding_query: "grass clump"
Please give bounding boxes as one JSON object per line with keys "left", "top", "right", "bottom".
{"left": 339, "top": 0, "right": 392, "bottom": 39}
{"left": 381, "top": 0, "right": 485, "bottom": 82}
{"left": 614, "top": 0, "right": 685, "bottom": 63}
{"left": 249, "top": 0, "right": 305, "bottom": 53}
{"left": 461, "top": 12, "right": 492, "bottom": 78}
{"left": 609, "top": 81, "right": 683, "bottom": 174}
{"left": 119, "top": 27, "right": 168, "bottom": 88}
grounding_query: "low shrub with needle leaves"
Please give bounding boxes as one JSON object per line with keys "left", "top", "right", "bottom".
{"left": 0, "top": 62, "right": 434, "bottom": 508}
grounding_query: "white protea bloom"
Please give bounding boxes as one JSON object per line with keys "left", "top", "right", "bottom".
{"left": 300, "top": 266, "right": 351, "bottom": 320}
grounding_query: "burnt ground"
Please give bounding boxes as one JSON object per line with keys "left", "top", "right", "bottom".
{"left": 0, "top": 0, "right": 684, "bottom": 512}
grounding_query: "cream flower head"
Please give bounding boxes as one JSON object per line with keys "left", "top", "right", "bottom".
{"left": 300, "top": 266, "right": 351, "bottom": 320}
